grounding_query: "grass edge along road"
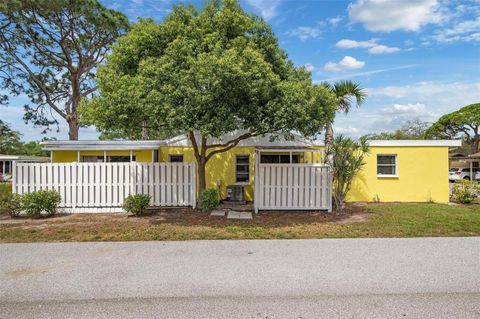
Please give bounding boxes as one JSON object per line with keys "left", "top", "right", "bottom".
{"left": 0, "top": 203, "right": 479, "bottom": 242}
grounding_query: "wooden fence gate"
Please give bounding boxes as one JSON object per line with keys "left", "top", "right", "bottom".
{"left": 12, "top": 162, "right": 196, "bottom": 213}
{"left": 254, "top": 163, "right": 332, "bottom": 212}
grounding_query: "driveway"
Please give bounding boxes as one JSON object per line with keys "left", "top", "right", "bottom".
{"left": 1, "top": 238, "right": 479, "bottom": 318}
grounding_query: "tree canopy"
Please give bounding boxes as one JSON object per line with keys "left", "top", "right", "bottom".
{"left": 0, "top": 120, "right": 50, "bottom": 156}
{"left": 0, "top": 120, "right": 22, "bottom": 154}
{"left": 425, "top": 103, "right": 480, "bottom": 154}
{"left": 364, "top": 118, "right": 429, "bottom": 140}
{"left": 0, "top": 0, "right": 128, "bottom": 140}
{"left": 82, "top": 0, "right": 337, "bottom": 192}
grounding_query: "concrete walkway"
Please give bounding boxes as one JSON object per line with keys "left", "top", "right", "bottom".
{"left": 1, "top": 238, "right": 479, "bottom": 318}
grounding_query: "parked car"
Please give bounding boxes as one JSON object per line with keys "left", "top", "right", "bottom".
{"left": 475, "top": 171, "right": 480, "bottom": 181}
{"left": 449, "top": 167, "right": 479, "bottom": 182}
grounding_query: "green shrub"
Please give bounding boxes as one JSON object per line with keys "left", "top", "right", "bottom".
{"left": 329, "top": 135, "right": 369, "bottom": 210}
{"left": 452, "top": 180, "right": 480, "bottom": 204}
{"left": 0, "top": 183, "right": 12, "bottom": 200}
{"left": 0, "top": 193, "right": 23, "bottom": 218}
{"left": 122, "top": 194, "right": 151, "bottom": 216}
{"left": 22, "top": 190, "right": 61, "bottom": 218}
{"left": 200, "top": 188, "right": 220, "bottom": 211}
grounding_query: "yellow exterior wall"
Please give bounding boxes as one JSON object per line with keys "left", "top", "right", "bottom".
{"left": 349, "top": 146, "right": 450, "bottom": 203}
{"left": 51, "top": 151, "right": 77, "bottom": 163}
{"left": 160, "top": 146, "right": 255, "bottom": 201}
{"left": 50, "top": 145, "right": 450, "bottom": 203}
{"left": 135, "top": 150, "right": 154, "bottom": 163}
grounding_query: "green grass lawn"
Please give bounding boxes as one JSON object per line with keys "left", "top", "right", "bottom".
{"left": 0, "top": 203, "right": 479, "bottom": 242}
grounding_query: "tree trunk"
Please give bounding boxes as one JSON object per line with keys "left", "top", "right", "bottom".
{"left": 324, "top": 122, "right": 334, "bottom": 166}
{"left": 67, "top": 117, "right": 79, "bottom": 140}
{"left": 68, "top": 72, "right": 81, "bottom": 141}
{"left": 141, "top": 121, "right": 150, "bottom": 140}
{"left": 197, "top": 156, "right": 207, "bottom": 194}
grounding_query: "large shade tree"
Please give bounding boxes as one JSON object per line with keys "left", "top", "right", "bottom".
{"left": 0, "top": 0, "right": 128, "bottom": 140}
{"left": 82, "top": 0, "right": 337, "bottom": 193}
{"left": 425, "top": 103, "right": 480, "bottom": 154}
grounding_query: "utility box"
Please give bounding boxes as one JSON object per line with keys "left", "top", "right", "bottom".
{"left": 226, "top": 185, "right": 245, "bottom": 202}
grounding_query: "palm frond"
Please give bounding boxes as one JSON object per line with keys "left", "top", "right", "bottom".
{"left": 331, "top": 80, "right": 367, "bottom": 113}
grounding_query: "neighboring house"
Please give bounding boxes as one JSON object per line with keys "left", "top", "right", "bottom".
{"left": 40, "top": 132, "right": 461, "bottom": 204}
{"left": 449, "top": 152, "right": 479, "bottom": 170}
{"left": 0, "top": 154, "right": 49, "bottom": 180}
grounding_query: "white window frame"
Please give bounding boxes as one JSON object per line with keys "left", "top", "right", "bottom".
{"left": 377, "top": 154, "right": 398, "bottom": 178}
{"left": 235, "top": 154, "right": 250, "bottom": 183}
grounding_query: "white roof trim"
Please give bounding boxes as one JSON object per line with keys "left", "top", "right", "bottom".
{"left": 40, "top": 136, "right": 461, "bottom": 151}
{"left": 41, "top": 140, "right": 164, "bottom": 151}
{"left": 367, "top": 140, "right": 462, "bottom": 147}
{"left": 0, "top": 154, "right": 49, "bottom": 161}
{"left": 164, "top": 131, "right": 324, "bottom": 147}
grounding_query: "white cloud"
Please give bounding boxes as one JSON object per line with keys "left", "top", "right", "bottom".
{"left": 348, "top": 0, "right": 446, "bottom": 32}
{"left": 381, "top": 103, "right": 426, "bottom": 114}
{"left": 328, "top": 16, "right": 343, "bottom": 27}
{"left": 324, "top": 56, "right": 365, "bottom": 72}
{"left": 317, "top": 65, "right": 415, "bottom": 82}
{"left": 367, "top": 81, "right": 480, "bottom": 119}
{"left": 336, "top": 38, "right": 377, "bottom": 48}
{"left": 304, "top": 63, "right": 316, "bottom": 72}
{"left": 287, "top": 25, "right": 322, "bottom": 41}
{"left": 333, "top": 81, "right": 480, "bottom": 137}
{"left": 367, "top": 81, "right": 480, "bottom": 101}
{"left": 368, "top": 44, "right": 401, "bottom": 54}
{"left": 336, "top": 38, "right": 401, "bottom": 54}
{"left": 334, "top": 126, "right": 360, "bottom": 134}
{"left": 430, "top": 17, "right": 480, "bottom": 43}
{"left": 244, "top": 0, "right": 282, "bottom": 21}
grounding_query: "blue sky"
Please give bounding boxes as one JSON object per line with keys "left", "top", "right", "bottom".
{"left": 3, "top": 0, "right": 480, "bottom": 141}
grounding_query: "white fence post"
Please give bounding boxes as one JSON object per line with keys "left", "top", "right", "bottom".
{"left": 11, "top": 161, "right": 16, "bottom": 194}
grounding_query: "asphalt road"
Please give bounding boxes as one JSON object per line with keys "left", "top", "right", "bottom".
{"left": 1, "top": 238, "right": 479, "bottom": 318}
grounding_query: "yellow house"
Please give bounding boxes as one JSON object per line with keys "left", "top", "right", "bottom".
{"left": 41, "top": 133, "right": 461, "bottom": 207}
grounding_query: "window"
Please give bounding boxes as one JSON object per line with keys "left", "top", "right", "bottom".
{"left": 108, "top": 155, "right": 134, "bottom": 162}
{"left": 260, "top": 154, "right": 300, "bottom": 164}
{"left": 236, "top": 155, "right": 250, "bottom": 183}
{"left": 377, "top": 155, "right": 397, "bottom": 177}
{"left": 81, "top": 156, "right": 104, "bottom": 163}
{"left": 1, "top": 160, "right": 12, "bottom": 174}
{"left": 169, "top": 155, "right": 183, "bottom": 163}
{"left": 153, "top": 150, "right": 159, "bottom": 162}
{"left": 81, "top": 155, "right": 135, "bottom": 163}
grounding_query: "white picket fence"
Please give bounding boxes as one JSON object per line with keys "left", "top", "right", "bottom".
{"left": 12, "top": 162, "right": 196, "bottom": 213}
{"left": 254, "top": 164, "right": 332, "bottom": 212}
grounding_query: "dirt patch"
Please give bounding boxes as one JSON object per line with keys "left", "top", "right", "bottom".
{"left": 1, "top": 205, "right": 368, "bottom": 229}
{"left": 0, "top": 204, "right": 374, "bottom": 242}
{"left": 335, "top": 213, "right": 372, "bottom": 225}
{"left": 0, "top": 213, "right": 75, "bottom": 225}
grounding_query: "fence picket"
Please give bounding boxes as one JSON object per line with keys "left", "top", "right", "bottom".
{"left": 12, "top": 162, "right": 196, "bottom": 213}
{"left": 257, "top": 163, "right": 331, "bottom": 211}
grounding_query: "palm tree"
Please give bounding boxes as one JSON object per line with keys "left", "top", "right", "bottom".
{"left": 320, "top": 80, "right": 367, "bottom": 164}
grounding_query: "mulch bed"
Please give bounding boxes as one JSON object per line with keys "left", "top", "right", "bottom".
{"left": 145, "top": 204, "right": 366, "bottom": 227}
{"left": 0, "top": 204, "right": 369, "bottom": 228}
